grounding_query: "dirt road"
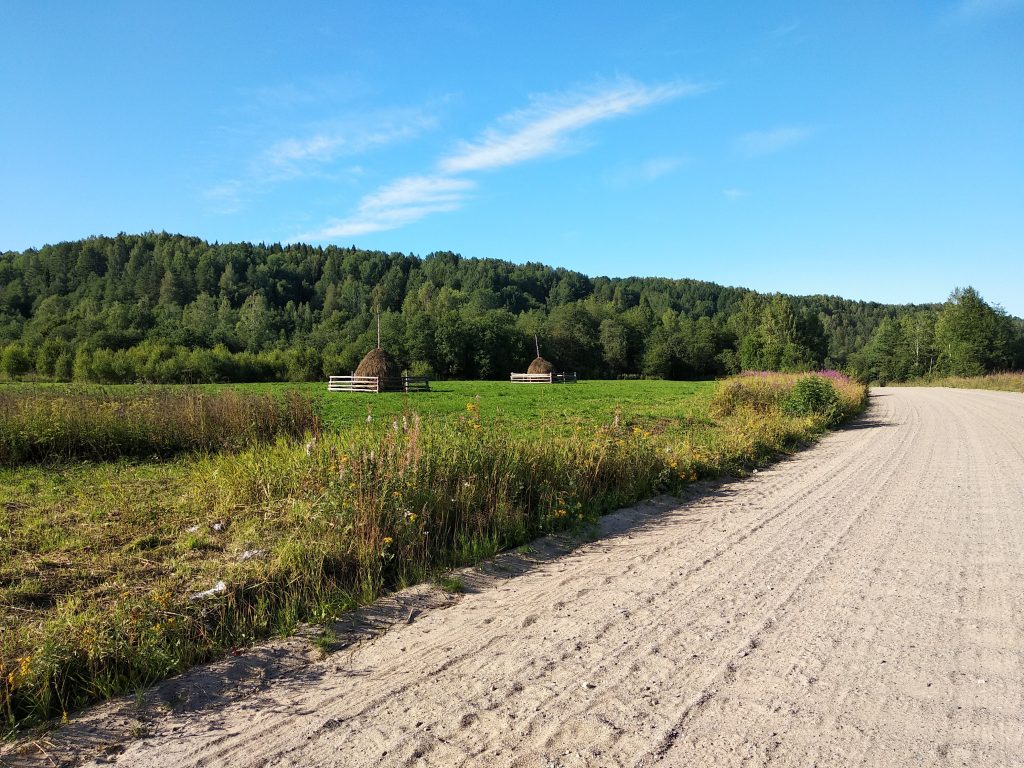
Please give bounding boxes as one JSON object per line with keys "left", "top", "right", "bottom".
{"left": 60, "top": 388, "right": 1024, "bottom": 765}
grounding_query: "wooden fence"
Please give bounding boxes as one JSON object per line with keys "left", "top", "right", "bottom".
{"left": 509, "top": 372, "right": 577, "bottom": 384}
{"left": 327, "top": 375, "right": 430, "bottom": 393}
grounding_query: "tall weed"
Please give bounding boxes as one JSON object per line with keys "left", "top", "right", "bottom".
{"left": 0, "top": 387, "right": 318, "bottom": 464}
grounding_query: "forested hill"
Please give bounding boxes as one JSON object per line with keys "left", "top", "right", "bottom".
{"left": 0, "top": 233, "right": 1020, "bottom": 383}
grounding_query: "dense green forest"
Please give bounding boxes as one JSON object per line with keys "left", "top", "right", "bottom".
{"left": 0, "top": 233, "right": 1020, "bottom": 383}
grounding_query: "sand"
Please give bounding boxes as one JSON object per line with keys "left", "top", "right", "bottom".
{"left": 5, "top": 386, "right": 1023, "bottom": 767}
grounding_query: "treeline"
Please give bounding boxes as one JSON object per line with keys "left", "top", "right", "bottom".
{"left": 0, "top": 232, "right": 1020, "bottom": 383}
{"left": 850, "top": 287, "right": 1023, "bottom": 383}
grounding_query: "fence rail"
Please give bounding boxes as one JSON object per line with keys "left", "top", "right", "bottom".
{"left": 509, "top": 372, "right": 577, "bottom": 384}
{"left": 328, "top": 375, "right": 430, "bottom": 393}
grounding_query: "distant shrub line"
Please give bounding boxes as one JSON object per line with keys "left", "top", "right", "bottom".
{"left": 896, "top": 371, "right": 1024, "bottom": 393}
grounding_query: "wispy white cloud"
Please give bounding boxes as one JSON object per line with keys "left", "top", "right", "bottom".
{"left": 298, "top": 176, "right": 475, "bottom": 239}
{"left": 769, "top": 21, "right": 801, "bottom": 38}
{"left": 298, "top": 78, "right": 702, "bottom": 241}
{"left": 258, "top": 114, "right": 437, "bottom": 182}
{"left": 955, "top": 0, "right": 1023, "bottom": 18}
{"left": 735, "top": 126, "right": 813, "bottom": 156}
{"left": 204, "top": 108, "right": 438, "bottom": 212}
{"left": 439, "top": 79, "right": 705, "bottom": 174}
{"left": 636, "top": 156, "right": 688, "bottom": 182}
{"left": 607, "top": 155, "right": 689, "bottom": 186}
{"left": 723, "top": 188, "right": 748, "bottom": 200}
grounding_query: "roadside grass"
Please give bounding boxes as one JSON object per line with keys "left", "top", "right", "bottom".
{"left": 895, "top": 372, "right": 1024, "bottom": 393}
{"left": 437, "top": 576, "right": 464, "bottom": 594}
{"left": 0, "top": 375, "right": 865, "bottom": 736}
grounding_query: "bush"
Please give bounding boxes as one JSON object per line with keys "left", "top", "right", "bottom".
{"left": 711, "top": 371, "right": 865, "bottom": 427}
{"left": 783, "top": 375, "right": 842, "bottom": 424}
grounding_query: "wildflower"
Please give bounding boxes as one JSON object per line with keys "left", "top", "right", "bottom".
{"left": 382, "top": 536, "right": 393, "bottom": 547}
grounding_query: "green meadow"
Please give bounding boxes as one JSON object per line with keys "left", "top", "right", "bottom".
{"left": 233, "top": 379, "right": 717, "bottom": 434}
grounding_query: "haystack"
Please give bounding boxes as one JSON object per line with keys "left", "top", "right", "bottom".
{"left": 527, "top": 356, "right": 555, "bottom": 374}
{"left": 526, "top": 334, "right": 555, "bottom": 374}
{"left": 355, "top": 347, "right": 400, "bottom": 379}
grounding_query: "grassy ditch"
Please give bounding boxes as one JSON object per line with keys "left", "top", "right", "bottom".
{"left": 1, "top": 374, "right": 866, "bottom": 735}
{"left": 895, "top": 372, "right": 1024, "bottom": 393}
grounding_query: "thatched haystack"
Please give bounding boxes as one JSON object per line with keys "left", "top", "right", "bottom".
{"left": 510, "top": 335, "right": 575, "bottom": 383}
{"left": 355, "top": 347, "right": 399, "bottom": 379}
{"left": 527, "top": 356, "right": 555, "bottom": 374}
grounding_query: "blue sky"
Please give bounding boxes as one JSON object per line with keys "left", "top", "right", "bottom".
{"left": 2, "top": 1, "right": 1022, "bottom": 314}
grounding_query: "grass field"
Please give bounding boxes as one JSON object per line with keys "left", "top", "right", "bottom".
{"left": 0, "top": 375, "right": 865, "bottom": 735}
{"left": 218, "top": 379, "right": 717, "bottom": 435}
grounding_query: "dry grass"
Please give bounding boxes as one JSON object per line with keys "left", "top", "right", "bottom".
{"left": 897, "top": 372, "right": 1024, "bottom": 393}
{"left": 354, "top": 348, "right": 400, "bottom": 379}
{"left": 527, "top": 357, "right": 555, "bottom": 374}
{"left": 0, "top": 387, "right": 318, "bottom": 464}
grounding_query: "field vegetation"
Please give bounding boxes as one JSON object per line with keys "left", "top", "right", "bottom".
{"left": 895, "top": 371, "right": 1024, "bottom": 393}
{"left": 1, "top": 375, "right": 865, "bottom": 736}
{"left": 0, "top": 387, "right": 317, "bottom": 464}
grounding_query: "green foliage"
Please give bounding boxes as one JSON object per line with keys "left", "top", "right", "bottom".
{"left": 934, "top": 287, "right": 1013, "bottom": 376}
{"left": 437, "top": 576, "right": 464, "bottom": 594}
{"left": 852, "top": 287, "right": 1021, "bottom": 383}
{"left": 2, "top": 233, "right": 999, "bottom": 384}
{"left": 1, "top": 343, "right": 31, "bottom": 379}
{"left": 782, "top": 376, "right": 842, "bottom": 425}
{"left": 712, "top": 372, "right": 864, "bottom": 427}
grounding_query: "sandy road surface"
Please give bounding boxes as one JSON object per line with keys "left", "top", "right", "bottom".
{"left": 15, "top": 387, "right": 1024, "bottom": 767}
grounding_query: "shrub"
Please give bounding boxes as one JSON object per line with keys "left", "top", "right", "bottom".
{"left": 782, "top": 375, "right": 842, "bottom": 425}
{"left": 711, "top": 371, "right": 865, "bottom": 427}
